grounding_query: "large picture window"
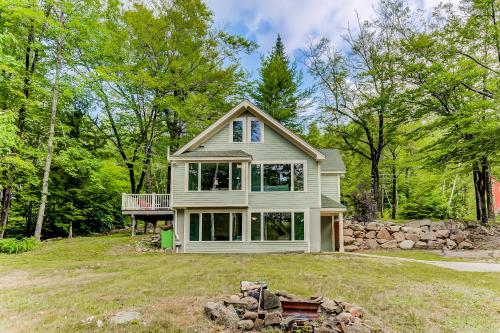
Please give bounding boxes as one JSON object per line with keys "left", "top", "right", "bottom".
{"left": 250, "top": 211, "right": 305, "bottom": 241}
{"left": 188, "top": 162, "right": 243, "bottom": 191}
{"left": 189, "top": 212, "right": 243, "bottom": 241}
{"left": 251, "top": 163, "right": 305, "bottom": 192}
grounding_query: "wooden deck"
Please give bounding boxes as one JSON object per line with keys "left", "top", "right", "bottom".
{"left": 121, "top": 194, "right": 173, "bottom": 215}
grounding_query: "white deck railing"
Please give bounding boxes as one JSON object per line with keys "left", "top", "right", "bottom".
{"left": 122, "top": 193, "right": 171, "bottom": 211}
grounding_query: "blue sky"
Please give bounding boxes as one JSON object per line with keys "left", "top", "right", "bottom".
{"left": 205, "top": 0, "right": 455, "bottom": 89}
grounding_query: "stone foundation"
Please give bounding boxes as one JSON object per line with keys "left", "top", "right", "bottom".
{"left": 343, "top": 220, "right": 474, "bottom": 252}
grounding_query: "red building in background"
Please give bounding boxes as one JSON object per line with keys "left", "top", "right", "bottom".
{"left": 493, "top": 178, "right": 500, "bottom": 214}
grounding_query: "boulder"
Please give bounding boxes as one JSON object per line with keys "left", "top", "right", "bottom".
{"left": 336, "top": 312, "right": 354, "bottom": 324}
{"left": 436, "top": 229, "right": 450, "bottom": 238}
{"left": 377, "top": 228, "right": 392, "bottom": 240}
{"left": 237, "top": 320, "right": 254, "bottom": 330}
{"left": 261, "top": 290, "right": 280, "bottom": 310}
{"left": 445, "top": 239, "right": 457, "bottom": 249}
{"left": 437, "top": 238, "right": 446, "bottom": 244}
{"left": 344, "top": 244, "right": 359, "bottom": 252}
{"left": 348, "top": 306, "right": 365, "bottom": 318}
{"left": 365, "top": 222, "right": 381, "bottom": 231}
{"left": 242, "top": 311, "right": 258, "bottom": 320}
{"left": 450, "top": 232, "right": 465, "bottom": 244}
{"left": 430, "top": 221, "right": 447, "bottom": 231}
{"left": 354, "top": 237, "right": 364, "bottom": 245}
{"left": 381, "top": 240, "right": 398, "bottom": 249}
{"left": 376, "top": 238, "right": 388, "bottom": 244}
{"left": 253, "top": 318, "right": 264, "bottom": 331}
{"left": 344, "top": 322, "right": 372, "bottom": 333}
{"left": 204, "top": 302, "right": 239, "bottom": 328}
{"left": 420, "top": 232, "right": 437, "bottom": 241}
{"left": 420, "top": 226, "right": 429, "bottom": 232}
{"left": 343, "top": 236, "right": 355, "bottom": 245}
{"left": 389, "top": 225, "right": 401, "bottom": 232}
{"left": 343, "top": 220, "right": 352, "bottom": 228}
{"left": 398, "top": 240, "right": 415, "bottom": 249}
{"left": 393, "top": 232, "right": 405, "bottom": 242}
{"left": 427, "top": 240, "right": 443, "bottom": 249}
{"left": 343, "top": 228, "right": 354, "bottom": 236}
{"left": 364, "top": 239, "right": 379, "bottom": 249}
{"left": 404, "top": 233, "right": 420, "bottom": 242}
{"left": 414, "top": 241, "right": 428, "bottom": 249}
{"left": 353, "top": 231, "right": 365, "bottom": 238}
{"left": 321, "top": 300, "right": 343, "bottom": 314}
{"left": 264, "top": 311, "right": 282, "bottom": 326}
{"left": 401, "top": 227, "right": 422, "bottom": 234}
{"left": 365, "top": 231, "right": 376, "bottom": 239}
{"left": 350, "top": 224, "right": 365, "bottom": 231}
{"left": 457, "top": 241, "right": 474, "bottom": 249}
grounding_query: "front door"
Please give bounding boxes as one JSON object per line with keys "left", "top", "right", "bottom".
{"left": 320, "top": 216, "right": 333, "bottom": 252}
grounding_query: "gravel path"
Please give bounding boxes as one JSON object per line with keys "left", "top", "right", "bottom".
{"left": 345, "top": 252, "right": 500, "bottom": 272}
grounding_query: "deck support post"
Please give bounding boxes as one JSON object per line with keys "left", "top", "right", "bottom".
{"left": 338, "top": 212, "right": 344, "bottom": 252}
{"left": 131, "top": 215, "right": 136, "bottom": 236}
{"left": 331, "top": 215, "right": 335, "bottom": 252}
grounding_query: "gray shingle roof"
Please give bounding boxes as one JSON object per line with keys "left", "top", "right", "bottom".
{"left": 176, "top": 150, "right": 252, "bottom": 159}
{"left": 321, "top": 195, "right": 346, "bottom": 209}
{"left": 319, "top": 149, "right": 346, "bottom": 172}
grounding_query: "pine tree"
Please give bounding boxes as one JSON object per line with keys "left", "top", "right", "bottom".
{"left": 252, "top": 35, "right": 309, "bottom": 130}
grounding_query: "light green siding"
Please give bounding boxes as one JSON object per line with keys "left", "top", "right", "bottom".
{"left": 321, "top": 175, "right": 340, "bottom": 202}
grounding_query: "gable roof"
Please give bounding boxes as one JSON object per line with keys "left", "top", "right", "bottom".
{"left": 174, "top": 100, "right": 325, "bottom": 160}
{"left": 319, "top": 149, "right": 346, "bottom": 173}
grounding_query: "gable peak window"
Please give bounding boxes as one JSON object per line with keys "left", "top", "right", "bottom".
{"left": 232, "top": 119, "right": 244, "bottom": 142}
{"left": 230, "top": 117, "right": 263, "bottom": 143}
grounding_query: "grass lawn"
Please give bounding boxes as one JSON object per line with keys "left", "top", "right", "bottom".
{"left": 1, "top": 234, "right": 499, "bottom": 333}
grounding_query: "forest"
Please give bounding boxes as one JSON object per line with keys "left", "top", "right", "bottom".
{"left": 0, "top": 0, "right": 498, "bottom": 240}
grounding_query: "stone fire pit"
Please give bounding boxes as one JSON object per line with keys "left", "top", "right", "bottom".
{"left": 204, "top": 281, "right": 378, "bottom": 332}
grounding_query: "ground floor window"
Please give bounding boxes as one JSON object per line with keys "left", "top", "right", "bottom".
{"left": 250, "top": 211, "right": 305, "bottom": 241}
{"left": 189, "top": 212, "right": 243, "bottom": 241}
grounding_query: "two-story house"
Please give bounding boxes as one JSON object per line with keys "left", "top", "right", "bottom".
{"left": 122, "top": 100, "right": 346, "bottom": 253}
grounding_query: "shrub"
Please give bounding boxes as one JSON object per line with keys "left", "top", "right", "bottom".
{"left": 0, "top": 237, "right": 39, "bottom": 254}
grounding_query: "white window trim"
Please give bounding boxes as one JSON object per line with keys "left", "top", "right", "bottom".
{"left": 229, "top": 118, "right": 246, "bottom": 143}
{"left": 187, "top": 210, "right": 245, "bottom": 242}
{"left": 185, "top": 162, "right": 245, "bottom": 192}
{"left": 248, "top": 210, "right": 307, "bottom": 242}
{"left": 250, "top": 160, "right": 308, "bottom": 193}
{"left": 247, "top": 117, "right": 264, "bottom": 143}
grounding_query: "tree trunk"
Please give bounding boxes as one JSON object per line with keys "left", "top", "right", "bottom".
{"left": 370, "top": 160, "right": 380, "bottom": 219}
{"left": 0, "top": 186, "right": 12, "bottom": 238}
{"left": 68, "top": 220, "right": 73, "bottom": 238}
{"left": 34, "top": 35, "right": 62, "bottom": 240}
{"left": 391, "top": 162, "right": 397, "bottom": 220}
{"left": 473, "top": 165, "right": 488, "bottom": 225}
{"left": 483, "top": 161, "right": 495, "bottom": 223}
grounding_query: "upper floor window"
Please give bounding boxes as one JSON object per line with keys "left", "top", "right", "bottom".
{"left": 188, "top": 162, "right": 243, "bottom": 191}
{"left": 251, "top": 162, "right": 305, "bottom": 192}
{"left": 230, "top": 117, "right": 263, "bottom": 143}
{"left": 232, "top": 120, "right": 244, "bottom": 142}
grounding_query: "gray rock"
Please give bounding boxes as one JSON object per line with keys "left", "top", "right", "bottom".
{"left": 430, "top": 221, "right": 447, "bottom": 231}
{"left": 344, "top": 322, "right": 372, "bottom": 333}
{"left": 445, "top": 238, "right": 457, "bottom": 249}
{"left": 262, "top": 290, "right": 280, "bottom": 310}
{"left": 353, "top": 230, "right": 365, "bottom": 238}
{"left": 450, "top": 232, "right": 465, "bottom": 244}
{"left": 365, "top": 222, "right": 381, "bottom": 231}
{"left": 343, "top": 228, "right": 354, "bottom": 236}
{"left": 364, "top": 239, "right": 379, "bottom": 249}
{"left": 404, "top": 233, "right": 420, "bottom": 242}
{"left": 343, "top": 220, "right": 352, "bottom": 228}
{"left": 436, "top": 229, "right": 450, "bottom": 238}
{"left": 457, "top": 241, "right": 474, "bottom": 249}
{"left": 321, "top": 300, "right": 343, "bottom": 314}
{"left": 109, "top": 311, "right": 141, "bottom": 325}
{"left": 398, "top": 240, "right": 415, "bottom": 249}
{"left": 393, "top": 232, "right": 405, "bottom": 242}
{"left": 390, "top": 225, "right": 401, "bottom": 232}
{"left": 354, "top": 238, "right": 364, "bottom": 246}
{"left": 336, "top": 312, "right": 354, "bottom": 324}
{"left": 427, "top": 240, "right": 443, "bottom": 249}
{"left": 420, "top": 226, "right": 429, "bottom": 232}
{"left": 344, "top": 236, "right": 355, "bottom": 245}
{"left": 381, "top": 240, "right": 398, "bottom": 249}
{"left": 344, "top": 244, "right": 359, "bottom": 252}
{"left": 365, "top": 231, "right": 376, "bottom": 239}
{"left": 204, "top": 302, "right": 239, "bottom": 328}
{"left": 351, "top": 224, "right": 365, "bottom": 231}
{"left": 242, "top": 310, "right": 258, "bottom": 320}
{"left": 237, "top": 319, "right": 254, "bottom": 330}
{"left": 264, "top": 311, "right": 282, "bottom": 325}
{"left": 376, "top": 238, "right": 388, "bottom": 244}
{"left": 377, "top": 228, "right": 392, "bottom": 240}
{"left": 420, "top": 232, "right": 437, "bottom": 241}
{"left": 401, "top": 227, "right": 422, "bottom": 234}
{"left": 254, "top": 318, "right": 265, "bottom": 331}
{"left": 414, "top": 241, "right": 428, "bottom": 249}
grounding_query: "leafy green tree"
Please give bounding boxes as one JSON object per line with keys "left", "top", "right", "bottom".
{"left": 252, "top": 35, "right": 310, "bottom": 131}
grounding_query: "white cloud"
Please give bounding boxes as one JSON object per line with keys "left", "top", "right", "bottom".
{"left": 206, "top": 0, "right": 459, "bottom": 56}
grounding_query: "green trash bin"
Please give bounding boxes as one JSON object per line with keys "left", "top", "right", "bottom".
{"left": 161, "top": 228, "right": 173, "bottom": 249}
